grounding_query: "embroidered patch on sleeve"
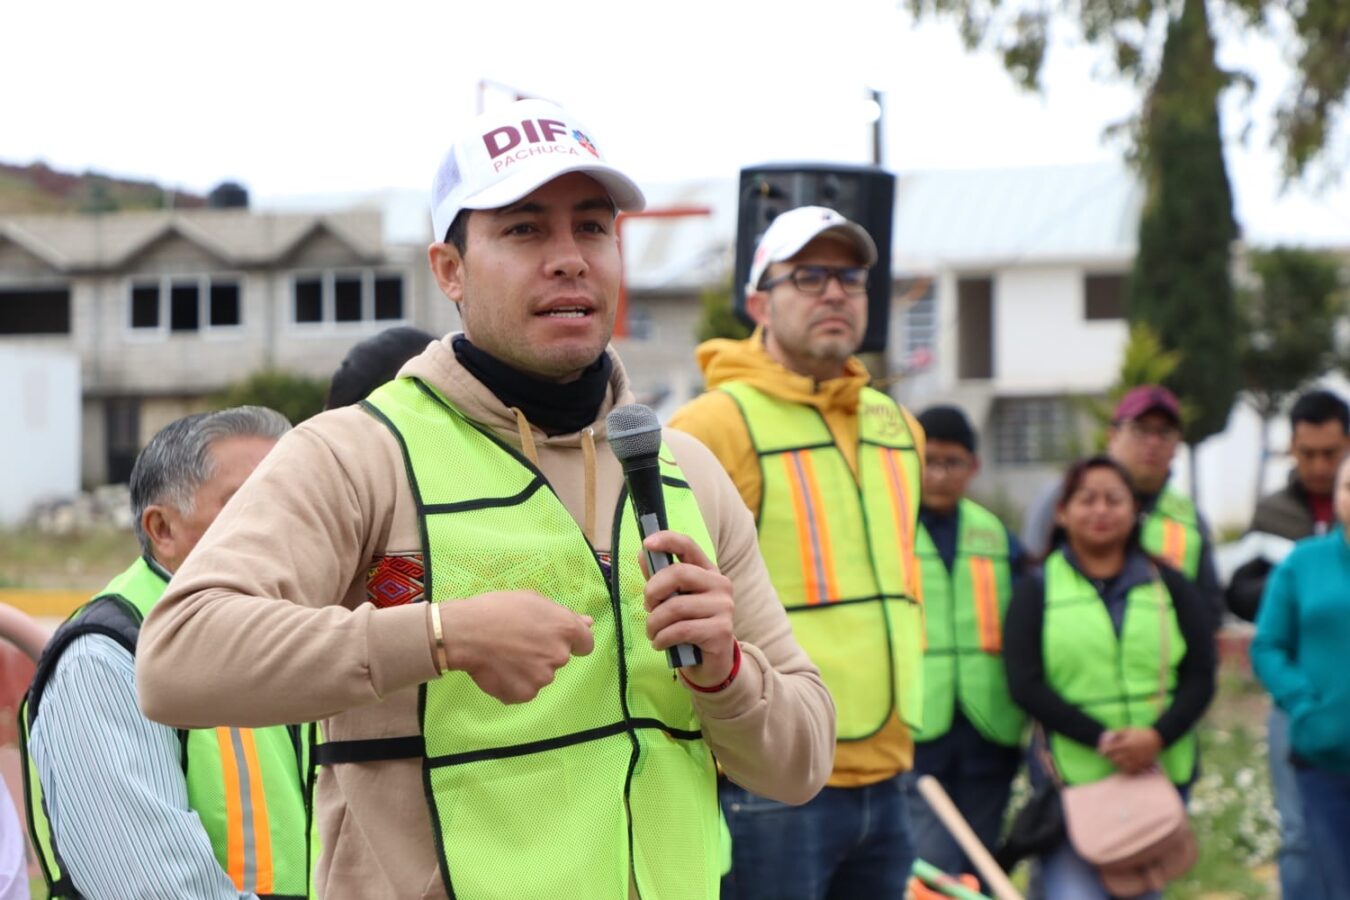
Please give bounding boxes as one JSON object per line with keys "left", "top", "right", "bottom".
{"left": 366, "top": 553, "right": 426, "bottom": 608}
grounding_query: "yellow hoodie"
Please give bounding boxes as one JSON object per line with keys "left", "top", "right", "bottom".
{"left": 669, "top": 330, "right": 925, "bottom": 788}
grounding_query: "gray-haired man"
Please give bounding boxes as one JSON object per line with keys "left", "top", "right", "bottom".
{"left": 21, "top": 407, "right": 309, "bottom": 900}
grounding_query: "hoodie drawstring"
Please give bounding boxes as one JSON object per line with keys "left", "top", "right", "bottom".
{"left": 509, "top": 407, "right": 540, "bottom": 468}
{"left": 509, "top": 408, "right": 598, "bottom": 547}
{"left": 582, "top": 427, "right": 597, "bottom": 547}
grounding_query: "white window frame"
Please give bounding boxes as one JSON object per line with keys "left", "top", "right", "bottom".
{"left": 901, "top": 282, "right": 936, "bottom": 369}
{"left": 287, "top": 268, "right": 408, "bottom": 332}
{"left": 990, "top": 396, "right": 1075, "bottom": 466}
{"left": 123, "top": 273, "right": 244, "bottom": 340}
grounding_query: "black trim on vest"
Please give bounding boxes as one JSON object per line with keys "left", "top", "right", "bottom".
{"left": 610, "top": 486, "right": 644, "bottom": 900}
{"left": 370, "top": 380, "right": 709, "bottom": 900}
{"left": 1076, "top": 689, "right": 1178, "bottom": 708}
{"left": 423, "top": 477, "right": 546, "bottom": 515}
{"left": 719, "top": 389, "right": 766, "bottom": 525}
{"left": 17, "top": 721, "right": 77, "bottom": 897}
{"left": 178, "top": 729, "right": 190, "bottom": 776}
{"left": 303, "top": 722, "right": 319, "bottom": 898}
{"left": 314, "top": 736, "right": 426, "bottom": 765}
{"left": 859, "top": 436, "right": 918, "bottom": 451}
{"left": 781, "top": 592, "right": 917, "bottom": 612}
{"left": 724, "top": 385, "right": 923, "bottom": 741}
{"left": 44, "top": 875, "right": 78, "bottom": 899}
{"left": 850, "top": 456, "right": 901, "bottom": 743}
{"left": 425, "top": 718, "right": 702, "bottom": 768}
{"left": 409, "top": 377, "right": 611, "bottom": 584}
{"left": 359, "top": 398, "right": 437, "bottom": 608}
{"left": 357, "top": 393, "right": 457, "bottom": 899}
{"left": 754, "top": 442, "right": 838, "bottom": 457}
{"left": 360, "top": 397, "right": 459, "bottom": 900}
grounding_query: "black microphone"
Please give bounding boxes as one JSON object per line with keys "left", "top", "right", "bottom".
{"left": 606, "top": 403, "right": 702, "bottom": 669}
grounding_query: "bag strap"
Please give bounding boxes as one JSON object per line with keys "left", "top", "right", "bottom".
{"left": 1151, "top": 565, "right": 1170, "bottom": 713}
{"left": 1033, "top": 723, "right": 1064, "bottom": 789}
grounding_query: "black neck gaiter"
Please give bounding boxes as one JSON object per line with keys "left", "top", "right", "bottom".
{"left": 452, "top": 335, "right": 612, "bottom": 436}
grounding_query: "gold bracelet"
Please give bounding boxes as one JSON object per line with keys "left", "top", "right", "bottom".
{"left": 428, "top": 603, "right": 449, "bottom": 674}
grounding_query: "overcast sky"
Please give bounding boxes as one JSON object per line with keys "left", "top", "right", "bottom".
{"left": 6, "top": 0, "right": 1347, "bottom": 245}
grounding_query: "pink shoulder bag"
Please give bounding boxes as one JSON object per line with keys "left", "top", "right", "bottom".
{"left": 1057, "top": 574, "right": 1198, "bottom": 894}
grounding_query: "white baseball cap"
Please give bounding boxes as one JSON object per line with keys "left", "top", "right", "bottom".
{"left": 430, "top": 99, "right": 646, "bottom": 242}
{"left": 746, "top": 205, "right": 878, "bottom": 293}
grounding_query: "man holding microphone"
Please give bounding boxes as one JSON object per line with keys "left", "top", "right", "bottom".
{"left": 136, "top": 99, "right": 834, "bottom": 900}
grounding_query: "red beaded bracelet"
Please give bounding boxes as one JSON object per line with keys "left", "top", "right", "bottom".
{"left": 680, "top": 642, "right": 741, "bottom": 694}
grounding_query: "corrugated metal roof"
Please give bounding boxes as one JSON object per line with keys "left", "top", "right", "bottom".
{"left": 615, "top": 162, "right": 1143, "bottom": 286}
{"left": 890, "top": 161, "right": 1141, "bottom": 270}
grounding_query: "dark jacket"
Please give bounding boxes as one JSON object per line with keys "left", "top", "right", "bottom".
{"left": 1226, "top": 474, "right": 1320, "bottom": 622}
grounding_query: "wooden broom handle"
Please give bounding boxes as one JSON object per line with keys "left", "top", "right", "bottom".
{"left": 915, "top": 775, "right": 1025, "bottom": 900}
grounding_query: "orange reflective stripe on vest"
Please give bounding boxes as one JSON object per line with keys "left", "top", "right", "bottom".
{"left": 969, "top": 556, "right": 1002, "bottom": 654}
{"left": 1161, "top": 519, "right": 1187, "bottom": 571}
{"left": 781, "top": 451, "right": 841, "bottom": 605}
{"left": 217, "top": 726, "right": 275, "bottom": 894}
{"left": 880, "top": 446, "right": 919, "bottom": 600}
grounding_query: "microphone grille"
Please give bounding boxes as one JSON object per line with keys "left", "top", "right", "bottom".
{"left": 606, "top": 404, "right": 663, "bottom": 461}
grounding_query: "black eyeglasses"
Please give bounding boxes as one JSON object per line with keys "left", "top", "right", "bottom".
{"left": 760, "top": 265, "right": 869, "bottom": 296}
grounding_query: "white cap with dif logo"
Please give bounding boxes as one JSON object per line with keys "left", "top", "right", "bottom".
{"left": 430, "top": 98, "right": 646, "bottom": 241}
{"left": 746, "top": 205, "right": 879, "bottom": 294}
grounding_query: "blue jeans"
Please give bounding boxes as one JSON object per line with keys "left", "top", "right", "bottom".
{"left": 1270, "top": 707, "right": 1329, "bottom": 899}
{"left": 719, "top": 774, "right": 915, "bottom": 900}
{"left": 1295, "top": 765, "right": 1350, "bottom": 899}
{"left": 1040, "top": 840, "right": 1161, "bottom": 900}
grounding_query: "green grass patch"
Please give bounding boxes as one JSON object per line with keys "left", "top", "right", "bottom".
{"left": 1168, "top": 712, "right": 1278, "bottom": 898}
{"left": 0, "top": 526, "right": 139, "bottom": 591}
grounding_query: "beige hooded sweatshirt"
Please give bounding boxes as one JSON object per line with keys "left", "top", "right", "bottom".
{"left": 136, "top": 336, "right": 835, "bottom": 900}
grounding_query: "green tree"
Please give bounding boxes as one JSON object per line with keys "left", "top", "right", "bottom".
{"left": 901, "top": 0, "right": 1350, "bottom": 178}
{"left": 695, "top": 280, "right": 753, "bottom": 343}
{"left": 1237, "top": 247, "right": 1347, "bottom": 503}
{"left": 212, "top": 370, "right": 328, "bottom": 425}
{"left": 1127, "top": 0, "right": 1239, "bottom": 504}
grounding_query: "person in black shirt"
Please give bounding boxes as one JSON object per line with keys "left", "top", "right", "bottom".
{"left": 1003, "top": 455, "right": 1215, "bottom": 899}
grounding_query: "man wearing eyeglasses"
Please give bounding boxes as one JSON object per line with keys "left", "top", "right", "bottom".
{"left": 1022, "top": 385, "right": 1223, "bottom": 626}
{"left": 671, "top": 206, "right": 927, "bottom": 899}
{"left": 904, "top": 405, "right": 1027, "bottom": 892}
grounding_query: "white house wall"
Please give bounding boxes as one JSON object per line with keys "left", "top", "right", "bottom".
{"left": 0, "top": 349, "right": 80, "bottom": 525}
{"left": 993, "top": 267, "right": 1126, "bottom": 394}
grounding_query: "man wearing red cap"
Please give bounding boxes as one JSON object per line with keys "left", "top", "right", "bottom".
{"left": 671, "top": 206, "right": 926, "bottom": 898}
{"left": 1022, "top": 384, "right": 1222, "bottom": 624}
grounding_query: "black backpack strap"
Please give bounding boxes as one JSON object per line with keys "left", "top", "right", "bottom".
{"left": 25, "top": 594, "right": 142, "bottom": 728}
{"left": 22, "top": 594, "right": 141, "bottom": 900}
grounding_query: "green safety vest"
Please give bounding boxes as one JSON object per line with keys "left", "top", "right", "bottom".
{"left": 1041, "top": 551, "right": 1197, "bottom": 785}
{"left": 914, "top": 500, "right": 1026, "bottom": 747}
{"left": 720, "top": 381, "right": 923, "bottom": 740}
{"left": 358, "top": 376, "right": 720, "bottom": 900}
{"left": 19, "top": 557, "right": 311, "bottom": 899}
{"left": 1140, "top": 486, "right": 1202, "bottom": 580}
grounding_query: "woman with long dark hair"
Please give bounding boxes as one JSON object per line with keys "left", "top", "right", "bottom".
{"left": 1002, "top": 455, "right": 1216, "bottom": 898}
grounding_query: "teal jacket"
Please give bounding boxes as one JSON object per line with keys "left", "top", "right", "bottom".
{"left": 1252, "top": 530, "right": 1350, "bottom": 773}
